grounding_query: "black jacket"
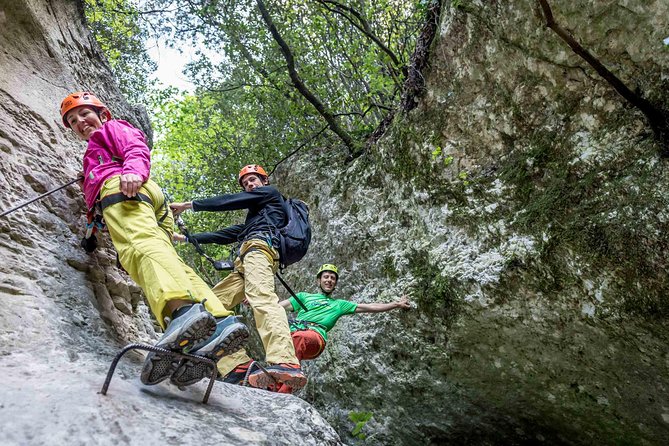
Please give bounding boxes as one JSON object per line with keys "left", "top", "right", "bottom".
{"left": 190, "top": 186, "right": 287, "bottom": 245}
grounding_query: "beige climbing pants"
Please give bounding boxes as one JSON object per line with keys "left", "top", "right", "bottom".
{"left": 213, "top": 238, "right": 299, "bottom": 376}
{"left": 100, "top": 176, "right": 233, "bottom": 328}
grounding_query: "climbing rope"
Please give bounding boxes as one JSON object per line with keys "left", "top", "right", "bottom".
{"left": 175, "top": 215, "right": 234, "bottom": 271}
{"left": 0, "top": 177, "right": 81, "bottom": 218}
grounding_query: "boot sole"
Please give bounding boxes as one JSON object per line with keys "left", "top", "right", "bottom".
{"left": 140, "top": 352, "right": 180, "bottom": 385}
{"left": 170, "top": 324, "right": 250, "bottom": 387}
{"left": 248, "top": 368, "right": 307, "bottom": 390}
{"left": 140, "top": 312, "right": 217, "bottom": 386}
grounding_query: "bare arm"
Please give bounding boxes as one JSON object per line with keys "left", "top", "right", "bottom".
{"left": 279, "top": 299, "right": 293, "bottom": 310}
{"left": 355, "top": 295, "right": 411, "bottom": 313}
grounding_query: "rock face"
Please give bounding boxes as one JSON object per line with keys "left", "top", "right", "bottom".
{"left": 3, "top": 0, "right": 669, "bottom": 445}
{"left": 275, "top": 1, "right": 669, "bottom": 445}
{"left": 0, "top": 1, "right": 341, "bottom": 445}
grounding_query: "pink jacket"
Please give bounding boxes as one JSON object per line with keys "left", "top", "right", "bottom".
{"left": 82, "top": 120, "right": 151, "bottom": 210}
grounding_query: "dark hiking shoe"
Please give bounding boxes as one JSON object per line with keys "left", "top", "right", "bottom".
{"left": 219, "top": 360, "right": 254, "bottom": 385}
{"left": 170, "top": 316, "right": 250, "bottom": 387}
{"left": 140, "top": 303, "right": 216, "bottom": 385}
{"left": 247, "top": 363, "right": 307, "bottom": 390}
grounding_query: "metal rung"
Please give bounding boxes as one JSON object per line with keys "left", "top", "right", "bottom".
{"left": 100, "top": 343, "right": 218, "bottom": 404}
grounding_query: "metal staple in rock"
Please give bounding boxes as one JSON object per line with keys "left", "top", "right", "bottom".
{"left": 100, "top": 343, "right": 219, "bottom": 404}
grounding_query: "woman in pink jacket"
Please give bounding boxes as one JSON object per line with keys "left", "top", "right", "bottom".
{"left": 60, "top": 92, "right": 248, "bottom": 388}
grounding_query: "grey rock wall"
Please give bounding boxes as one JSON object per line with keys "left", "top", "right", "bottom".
{"left": 275, "top": 1, "right": 669, "bottom": 444}
{"left": 3, "top": 0, "right": 668, "bottom": 444}
{"left": 0, "top": 1, "right": 341, "bottom": 445}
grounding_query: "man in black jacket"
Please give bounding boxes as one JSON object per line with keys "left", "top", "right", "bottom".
{"left": 169, "top": 164, "right": 305, "bottom": 390}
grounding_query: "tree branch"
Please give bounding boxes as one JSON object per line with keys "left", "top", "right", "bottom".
{"left": 334, "top": 106, "right": 374, "bottom": 119}
{"left": 206, "top": 83, "right": 267, "bottom": 93}
{"left": 537, "top": 0, "right": 669, "bottom": 155}
{"left": 362, "top": 0, "right": 441, "bottom": 152}
{"left": 269, "top": 125, "right": 330, "bottom": 176}
{"left": 400, "top": 0, "right": 441, "bottom": 112}
{"left": 316, "top": 0, "right": 406, "bottom": 76}
{"left": 256, "top": 0, "right": 359, "bottom": 155}
{"left": 230, "top": 35, "right": 294, "bottom": 101}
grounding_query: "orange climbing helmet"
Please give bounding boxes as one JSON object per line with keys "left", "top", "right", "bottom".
{"left": 60, "top": 91, "right": 112, "bottom": 128}
{"left": 238, "top": 164, "right": 268, "bottom": 186}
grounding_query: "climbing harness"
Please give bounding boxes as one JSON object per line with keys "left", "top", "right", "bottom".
{"left": 99, "top": 191, "right": 150, "bottom": 210}
{"left": 175, "top": 216, "right": 234, "bottom": 271}
{"left": 101, "top": 343, "right": 218, "bottom": 404}
{"left": 97, "top": 191, "right": 169, "bottom": 225}
{"left": 80, "top": 191, "right": 171, "bottom": 255}
{"left": 288, "top": 319, "right": 327, "bottom": 332}
{"left": 81, "top": 212, "right": 105, "bottom": 253}
{"left": 85, "top": 214, "right": 105, "bottom": 238}
{"left": 0, "top": 177, "right": 81, "bottom": 218}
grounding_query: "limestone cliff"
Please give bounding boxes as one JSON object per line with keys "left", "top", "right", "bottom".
{"left": 2, "top": 0, "right": 669, "bottom": 445}
{"left": 275, "top": 1, "right": 669, "bottom": 444}
{"left": 0, "top": 1, "right": 341, "bottom": 445}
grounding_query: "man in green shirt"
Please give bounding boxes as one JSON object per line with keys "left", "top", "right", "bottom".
{"left": 222, "top": 263, "right": 410, "bottom": 392}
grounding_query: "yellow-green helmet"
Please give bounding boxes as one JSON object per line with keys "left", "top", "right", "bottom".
{"left": 317, "top": 263, "right": 338, "bottom": 279}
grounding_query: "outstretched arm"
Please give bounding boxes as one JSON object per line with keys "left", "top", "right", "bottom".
{"left": 355, "top": 295, "right": 411, "bottom": 313}
{"left": 279, "top": 299, "right": 293, "bottom": 310}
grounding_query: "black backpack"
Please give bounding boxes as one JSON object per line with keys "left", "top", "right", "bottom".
{"left": 273, "top": 198, "right": 312, "bottom": 269}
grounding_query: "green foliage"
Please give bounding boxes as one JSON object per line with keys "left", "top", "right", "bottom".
{"left": 84, "top": 0, "right": 157, "bottom": 103}
{"left": 82, "top": 0, "right": 438, "bottom": 287}
{"left": 381, "top": 255, "right": 399, "bottom": 281}
{"left": 134, "top": 0, "right": 425, "bottom": 157}
{"left": 431, "top": 146, "right": 454, "bottom": 168}
{"left": 458, "top": 170, "right": 469, "bottom": 185}
{"left": 407, "top": 248, "right": 462, "bottom": 321}
{"left": 84, "top": 0, "right": 431, "bottom": 192}
{"left": 348, "top": 411, "right": 373, "bottom": 440}
{"left": 499, "top": 127, "right": 669, "bottom": 317}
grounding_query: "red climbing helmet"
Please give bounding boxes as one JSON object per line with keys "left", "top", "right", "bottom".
{"left": 60, "top": 91, "right": 112, "bottom": 128}
{"left": 238, "top": 164, "right": 268, "bottom": 186}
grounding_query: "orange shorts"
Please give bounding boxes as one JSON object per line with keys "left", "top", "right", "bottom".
{"left": 292, "top": 329, "right": 326, "bottom": 361}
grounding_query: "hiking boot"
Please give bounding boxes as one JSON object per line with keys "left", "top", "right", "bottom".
{"left": 140, "top": 303, "right": 216, "bottom": 386}
{"left": 170, "top": 316, "right": 250, "bottom": 387}
{"left": 247, "top": 363, "right": 307, "bottom": 390}
{"left": 218, "top": 360, "right": 254, "bottom": 385}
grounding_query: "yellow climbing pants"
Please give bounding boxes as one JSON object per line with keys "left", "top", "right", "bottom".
{"left": 100, "top": 176, "right": 233, "bottom": 328}
{"left": 213, "top": 238, "right": 299, "bottom": 376}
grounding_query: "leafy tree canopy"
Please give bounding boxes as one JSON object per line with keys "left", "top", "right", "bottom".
{"left": 83, "top": 0, "right": 430, "bottom": 276}
{"left": 84, "top": 0, "right": 158, "bottom": 103}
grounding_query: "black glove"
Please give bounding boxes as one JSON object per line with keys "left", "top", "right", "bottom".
{"left": 80, "top": 234, "right": 98, "bottom": 253}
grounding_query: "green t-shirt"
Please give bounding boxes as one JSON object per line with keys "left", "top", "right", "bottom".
{"left": 288, "top": 292, "right": 358, "bottom": 341}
